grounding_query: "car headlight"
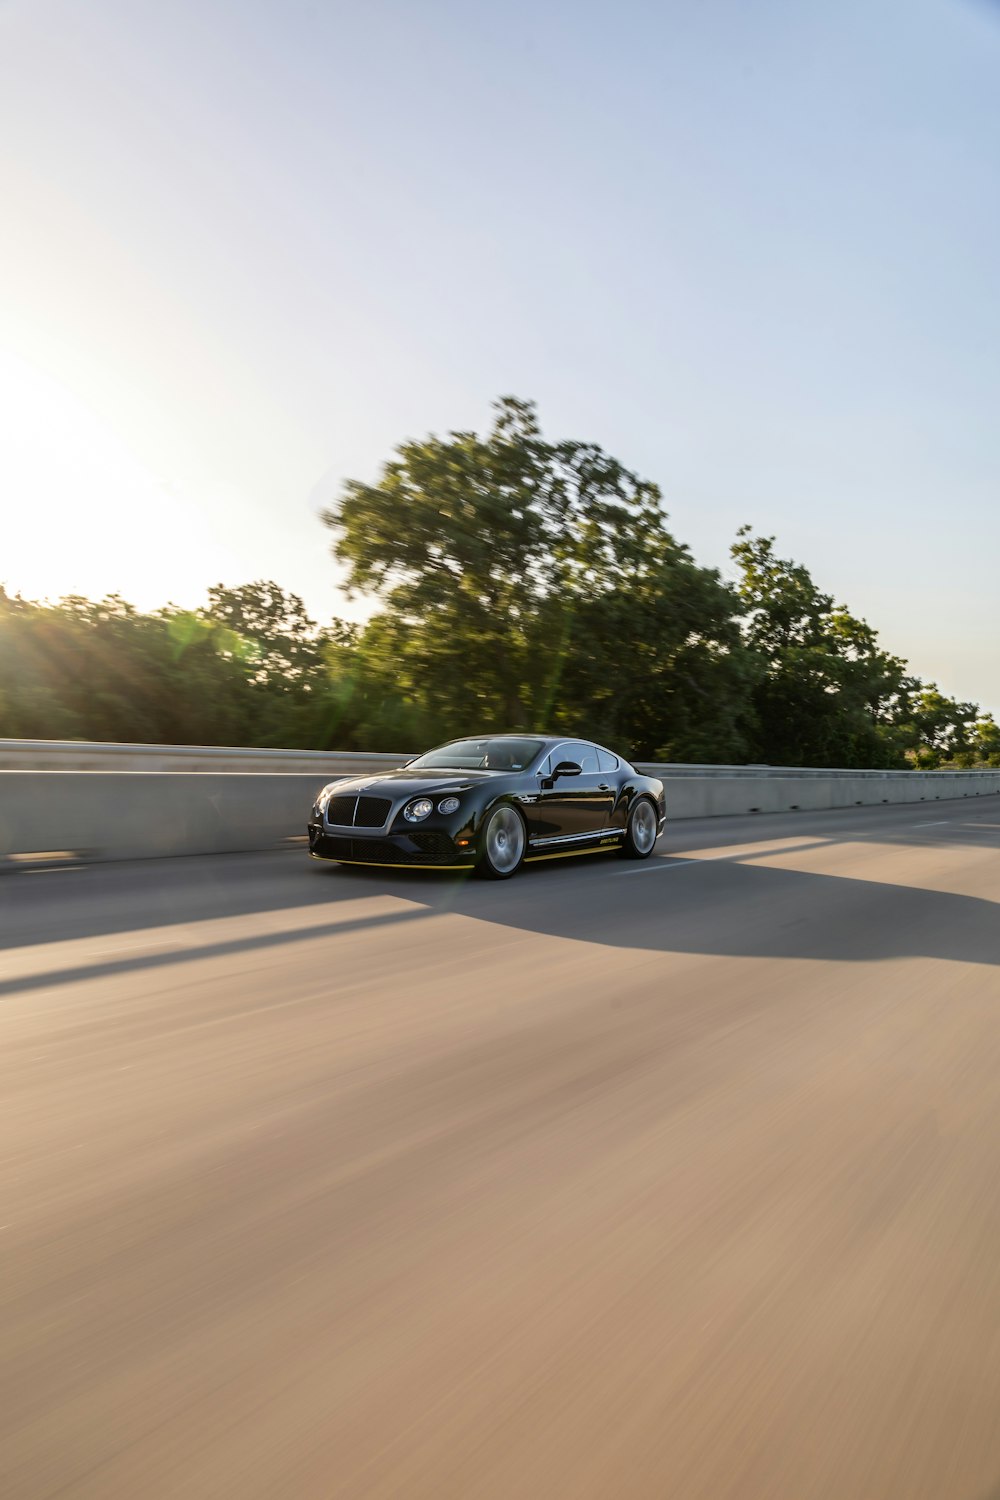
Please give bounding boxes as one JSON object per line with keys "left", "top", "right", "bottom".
{"left": 437, "top": 796, "right": 460, "bottom": 814}
{"left": 312, "top": 785, "right": 335, "bottom": 820}
{"left": 404, "top": 798, "right": 434, "bottom": 822}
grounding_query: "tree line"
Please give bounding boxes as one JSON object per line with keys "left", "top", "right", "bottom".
{"left": 2, "top": 398, "right": 997, "bottom": 768}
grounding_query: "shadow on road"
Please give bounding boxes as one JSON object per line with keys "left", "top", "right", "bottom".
{"left": 2, "top": 805, "right": 998, "bottom": 995}
{"left": 0, "top": 902, "right": 432, "bottom": 997}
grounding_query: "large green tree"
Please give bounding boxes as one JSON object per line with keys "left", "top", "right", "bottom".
{"left": 731, "top": 530, "right": 911, "bottom": 767}
{"left": 325, "top": 397, "right": 754, "bottom": 758}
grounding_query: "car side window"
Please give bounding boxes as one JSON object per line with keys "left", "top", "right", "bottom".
{"left": 597, "top": 748, "right": 619, "bottom": 772}
{"left": 562, "top": 741, "right": 599, "bottom": 773}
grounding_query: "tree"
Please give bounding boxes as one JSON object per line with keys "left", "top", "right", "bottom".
{"left": 201, "top": 583, "right": 326, "bottom": 688}
{"left": 971, "top": 715, "right": 1000, "bottom": 767}
{"left": 325, "top": 396, "right": 662, "bottom": 726}
{"left": 547, "top": 554, "right": 757, "bottom": 761}
{"left": 0, "top": 583, "right": 339, "bottom": 749}
{"left": 324, "top": 397, "right": 755, "bottom": 757}
{"left": 895, "top": 686, "right": 984, "bottom": 765}
{"left": 2, "top": 405, "right": 992, "bottom": 769}
{"left": 731, "top": 530, "right": 910, "bottom": 767}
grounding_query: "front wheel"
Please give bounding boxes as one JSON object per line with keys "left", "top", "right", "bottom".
{"left": 620, "top": 797, "right": 658, "bottom": 859}
{"left": 476, "top": 805, "right": 527, "bottom": 880}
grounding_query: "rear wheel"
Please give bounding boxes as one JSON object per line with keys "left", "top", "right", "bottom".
{"left": 476, "top": 805, "right": 527, "bottom": 880}
{"left": 621, "top": 797, "right": 658, "bottom": 859}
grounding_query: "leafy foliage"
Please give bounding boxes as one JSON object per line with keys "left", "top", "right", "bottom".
{"left": 1, "top": 399, "right": 992, "bottom": 766}
{"left": 324, "top": 398, "right": 758, "bottom": 758}
{"left": 731, "top": 530, "right": 911, "bottom": 767}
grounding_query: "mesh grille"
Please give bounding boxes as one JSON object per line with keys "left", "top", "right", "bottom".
{"left": 349, "top": 839, "right": 414, "bottom": 865}
{"left": 354, "top": 796, "right": 391, "bottom": 828}
{"left": 317, "top": 834, "right": 470, "bottom": 867}
{"left": 409, "top": 832, "right": 465, "bottom": 860}
{"left": 324, "top": 794, "right": 391, "bottom": 828}
{"left": 325, "top": 795, "right": 357, "bottom": 825}
{"left": 322, "top": 836, "right": 354, "bottom": 860}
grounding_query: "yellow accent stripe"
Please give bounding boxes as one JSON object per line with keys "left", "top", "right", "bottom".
{"left": 310, "top": 843, "right": 622, "bottom": 871}
{"left": 525, "top": 845, "right": 618, "bottom": 863}
{"left": 311, "top": 853, "right": 474, "bottom": 870}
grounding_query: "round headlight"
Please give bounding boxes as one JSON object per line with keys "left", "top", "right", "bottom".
{"left": 437, "top": 796, "right": 460, "bottom": 814}
{"left": 404, "top": 798, "right": 434, "bottom": 822}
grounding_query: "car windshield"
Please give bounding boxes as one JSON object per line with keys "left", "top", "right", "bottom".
{"left": 408, "top": 737, "right": 544, "bottom": 772}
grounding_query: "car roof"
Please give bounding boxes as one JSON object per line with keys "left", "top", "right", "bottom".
{"left": 449, "top": 733, "right": 611, "bottom": 750}
{"left": 431, "top": 734, "right": 627, "bottom": 764}
{"left": 448, "top": 733, "right": 561, "bottom": 745}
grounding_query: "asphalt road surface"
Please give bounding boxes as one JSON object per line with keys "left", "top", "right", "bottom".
{"left": 3, "top": 796, "right": 1000, "bottom": 1500}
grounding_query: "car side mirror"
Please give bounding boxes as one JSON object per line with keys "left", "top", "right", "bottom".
{"left": 552, "top": 760, "right": 582, "bottom": 780}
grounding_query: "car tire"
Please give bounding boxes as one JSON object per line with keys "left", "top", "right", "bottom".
{"left": 475, "top": 804, "right": 527, "bottom": 880}
{"left": 620, "top": 797, "right": 658, "bottom": 859}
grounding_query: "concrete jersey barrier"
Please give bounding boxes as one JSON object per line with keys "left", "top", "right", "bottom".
{"left": 0, "top": 740, "right": 998, "bottom": 863}
{"left": 0, "top": 738, "right": 404, "bottom": 776}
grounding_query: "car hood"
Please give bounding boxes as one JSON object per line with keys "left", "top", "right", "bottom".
{"left": 325, "top": 768, "right": 502, "bottom": 798}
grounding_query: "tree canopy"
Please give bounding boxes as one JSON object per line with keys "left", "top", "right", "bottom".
{"left": 324, "top": 398, "right": 758, "bottom": 759}
{"left": 2, "top": 398, "right": 995, "bottom": 768}
{"left": 731, "top": 529, "right": 912, "bottom": 767}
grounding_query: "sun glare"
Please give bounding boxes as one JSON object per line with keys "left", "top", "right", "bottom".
{"left": 1, "top": 349, "right": 241, "bottom": 610}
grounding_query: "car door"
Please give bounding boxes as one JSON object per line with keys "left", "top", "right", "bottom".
{"left": 528, "top": 741, "right": 616, "bottom": 843}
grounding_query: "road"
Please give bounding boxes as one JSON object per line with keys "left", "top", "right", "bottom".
{"left": 3, "top": 797, "right": 1000, "bottom": 1499}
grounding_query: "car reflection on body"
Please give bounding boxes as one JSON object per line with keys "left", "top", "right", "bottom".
{"left": 307, "top": 734, "right": 666, "bottom": 880}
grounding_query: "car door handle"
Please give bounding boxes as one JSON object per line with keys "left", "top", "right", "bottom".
{"left": 598, "top": 783, "right": 612, "bottom": 791}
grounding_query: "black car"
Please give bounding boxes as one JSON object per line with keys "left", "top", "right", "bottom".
{"left": 307, "top": 734, "right": 666, "bottom": 879}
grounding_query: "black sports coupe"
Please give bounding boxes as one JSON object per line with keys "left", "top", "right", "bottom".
{"left": 307, "top": 734, "right": 666, "bottom": 879}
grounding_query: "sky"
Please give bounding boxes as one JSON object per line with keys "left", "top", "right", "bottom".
{"left": 1, "top": 0, "right": 998, "bottom": 712}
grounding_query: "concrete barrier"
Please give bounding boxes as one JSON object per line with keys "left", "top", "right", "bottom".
{"left": 0, "top": 738, "right": 403, "bottom": 775}
{"left": 0, "top": 772, "right": 328, "bottom": 863}
{"left": 1, "top": 742, "right": 998, "bottom": 864}
{"left": 638, "top": 769, "right": 1000, "bottom": 819}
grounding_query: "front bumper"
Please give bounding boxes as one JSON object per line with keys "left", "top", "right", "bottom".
{"left": 308, "top": 825, "right": 476, "bottom": 869}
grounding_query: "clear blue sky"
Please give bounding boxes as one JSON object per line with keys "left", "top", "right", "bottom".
{"left": 2, "top": 0, "right": 998, "bottom": 711}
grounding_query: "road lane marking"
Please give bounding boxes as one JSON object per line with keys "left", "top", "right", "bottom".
{"left": 619, "top": 850, "right": 754, "bottom": 875}
{"left": 912, "top": 820, "right": 950, "bottom": 827}
{"left": 22, "top": 864, "right": 84, "bottom": 875}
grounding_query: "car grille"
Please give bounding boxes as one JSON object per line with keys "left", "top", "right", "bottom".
{"left": 318, "top": 835, "right": 470, "bottom": 867}
{"left": 355, "top": 796, "right": 391, "bottom": 827}
{"left": 409, "top": 832, "right": 464, "bottom": 860}
{"left": 324, "top": 794, "right": 392, "bottom": 828}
